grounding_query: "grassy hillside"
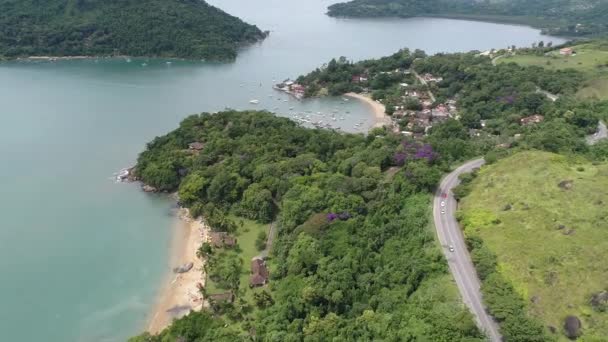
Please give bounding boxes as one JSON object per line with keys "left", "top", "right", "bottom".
{"left": 459, "top": 151, "right": 608, "bottom": 340}
{"left": 497, "top": 41, "right": 608, "bottom": 100}
{"left": 0, "top": 0, "right": 266, "bottom": 60}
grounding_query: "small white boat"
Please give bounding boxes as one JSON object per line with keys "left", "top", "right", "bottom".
{"left": 249, "top": 99, "right": 260, "bottom": 104}
{"left": 166, "top": 61, "right": 172, "bottom": 65}
{"left": 126, "top": 58, "right": 132, "bottom": 63}
{"left": 141, "top": 63, "right": 147, "bottom": 67}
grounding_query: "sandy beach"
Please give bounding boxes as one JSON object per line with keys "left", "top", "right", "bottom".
{"left": 147, "top": 209, "right": 208, "bottom": 334}
{"left": 344, "top": 92, "right": 390, "bottom": 128}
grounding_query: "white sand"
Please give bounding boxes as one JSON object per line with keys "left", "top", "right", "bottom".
{"left": 146, "top": 209, "right": 208, "bottom": 334}
{"left": 344, "top": 92, "right": 390, "bottom": 128}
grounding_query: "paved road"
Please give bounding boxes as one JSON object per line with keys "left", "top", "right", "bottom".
{"left": 587, "top": 121, "right": 608, "bottom": 145}
{"left": 412, "top": 70, "right": 436, "bottom": 102}
{"left": 433, "top": 159, "right": 502, "bottom": 342}
{"left": 535, "top": 87, "right": 559, "bottom": 102}
{"left": 257, "top": 222, "right": 277, "bottom": 259}
{"left": 491, "top": 54, "right": 505, "bottom": 66}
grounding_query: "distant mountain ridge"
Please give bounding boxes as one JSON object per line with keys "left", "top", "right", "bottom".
{"left": 0, "top": 0, "right": 267, "bottom": 60}
{"left": 327, "top": 0, "right": 608, "bottom": 36}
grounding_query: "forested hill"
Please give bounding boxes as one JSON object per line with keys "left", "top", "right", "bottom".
{"left": 131, "top": 110, "right": 486, "bottom": 341}
{"left": 327, "top": 0, "right": 608, "bottom": 36}
{"left": 0, "top": 0, "right": 267, "bottom": 60}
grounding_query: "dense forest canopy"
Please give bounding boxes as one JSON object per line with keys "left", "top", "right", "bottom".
{"left": 327, "top": 0, "right": 608, "bottom": 36}
{"left": 0, "top": 0, "right": 267, "bottom": 60}
{"left": 132, "top": 110, "right": 486, "bottom": 341}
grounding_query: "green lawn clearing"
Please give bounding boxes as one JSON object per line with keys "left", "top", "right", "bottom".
{"left": 498, "top": 42, "right": 608, "bottom": 100}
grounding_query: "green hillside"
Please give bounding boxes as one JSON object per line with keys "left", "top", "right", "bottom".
{"left": 327, "top": 0, "right": 608, "bottom": 37}
{"left": 459, "top": 151, "right": 608, "bottom": 340}
{"left": 0, "top": 0, "right": 267, "bottom": 60}
{"left": 497, "top": 41, "right": 608, "bottom": 100}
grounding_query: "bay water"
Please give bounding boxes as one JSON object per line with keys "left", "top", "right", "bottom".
{"left": 0, "top": 0, "right": 565, "bottom": 340}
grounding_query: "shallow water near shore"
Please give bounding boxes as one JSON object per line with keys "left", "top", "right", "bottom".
{"left": 0, "top": 0, "right": 565, "bottom": 341}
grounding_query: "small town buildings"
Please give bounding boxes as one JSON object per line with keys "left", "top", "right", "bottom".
{"left": 250, "top": 257, "right": 269, "bottom": 287}
{"left": 207, "top": 292, "right": 234, "bottom": 305}
{"left": 559, "top": 48, "right": 573, "bottom": 56}
{"left": 405, "top": 90, "right": 419, "bottom": 98}
{"left": 431, "top": 108, "right": 450, "bottom": 122}
{"left": 423, "top": 73, "right": 443, "bottom": 83}
{"left": 352, "top": 75, "right": 368, "bottom": 83}
{"left": 392, "top": 110, "right": 405, "bottom": 118}
{"left": 209, "top": 232, "right": 237, "bottom": 248}
{"left": 188, "top": 142, "right": 204, "bottom": 151}
{"left": 520, "top": 114, "right": 544, "bottom": 126}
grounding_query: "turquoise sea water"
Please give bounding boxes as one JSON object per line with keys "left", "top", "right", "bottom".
{"left": 0, "top": 1, "right": 565, "bottom": 340}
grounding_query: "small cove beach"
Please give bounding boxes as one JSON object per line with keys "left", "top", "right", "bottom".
{"left": 344, "top": 92, "right": 390, "bottom": 128}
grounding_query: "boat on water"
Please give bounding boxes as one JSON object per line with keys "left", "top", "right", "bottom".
{"left": 250, "top": 99, "right": 260, "bottom": 104}
{"left": 141, "top": 63, "right": 148, "bottom": 67}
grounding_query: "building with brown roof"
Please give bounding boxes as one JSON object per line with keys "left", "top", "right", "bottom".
{"left": 207, "top": 292, "right": 234, "bottom": 304}
{"left": 209, "top": 232, "right": 237, "bottom": 248}
{"left": 250, "top": 257, "right": 269, "bottom": 287}
{"left": 520, "top": 114, "right": 544, "bottom": 126}
{"left": 188, "top": 142, "right": 205, "bottom": 151}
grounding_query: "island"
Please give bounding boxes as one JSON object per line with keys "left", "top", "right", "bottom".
{"left": 327, "top": 0, "right": 608, "bottom": 37}
{"left": 0, "top": 0, "right": 267, "bottom": 61}
{"left": 130, "top": 41, "right": 608, "bottom": 341}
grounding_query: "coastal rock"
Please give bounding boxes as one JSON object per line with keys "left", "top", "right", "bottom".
{"left": 173, "top": 262, "right": 194, "bottom": 274}
{"left": 590, "top": 290, "right": 608, "bottom": 312}
{"left": 142, "top": 184, "right": 158, "bottom": 193}
{"left": 563, "top": 315, "right": 582, "bottom": 339}
{"left": 558, "top": 180, "right": 574, "bottom": 190}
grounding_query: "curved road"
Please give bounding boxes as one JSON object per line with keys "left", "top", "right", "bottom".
{"left": 433, "top": 159, "right": 502, "bottom": 341}
{"left": 587, "top": 121, "right": 608, "bottom": 145}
